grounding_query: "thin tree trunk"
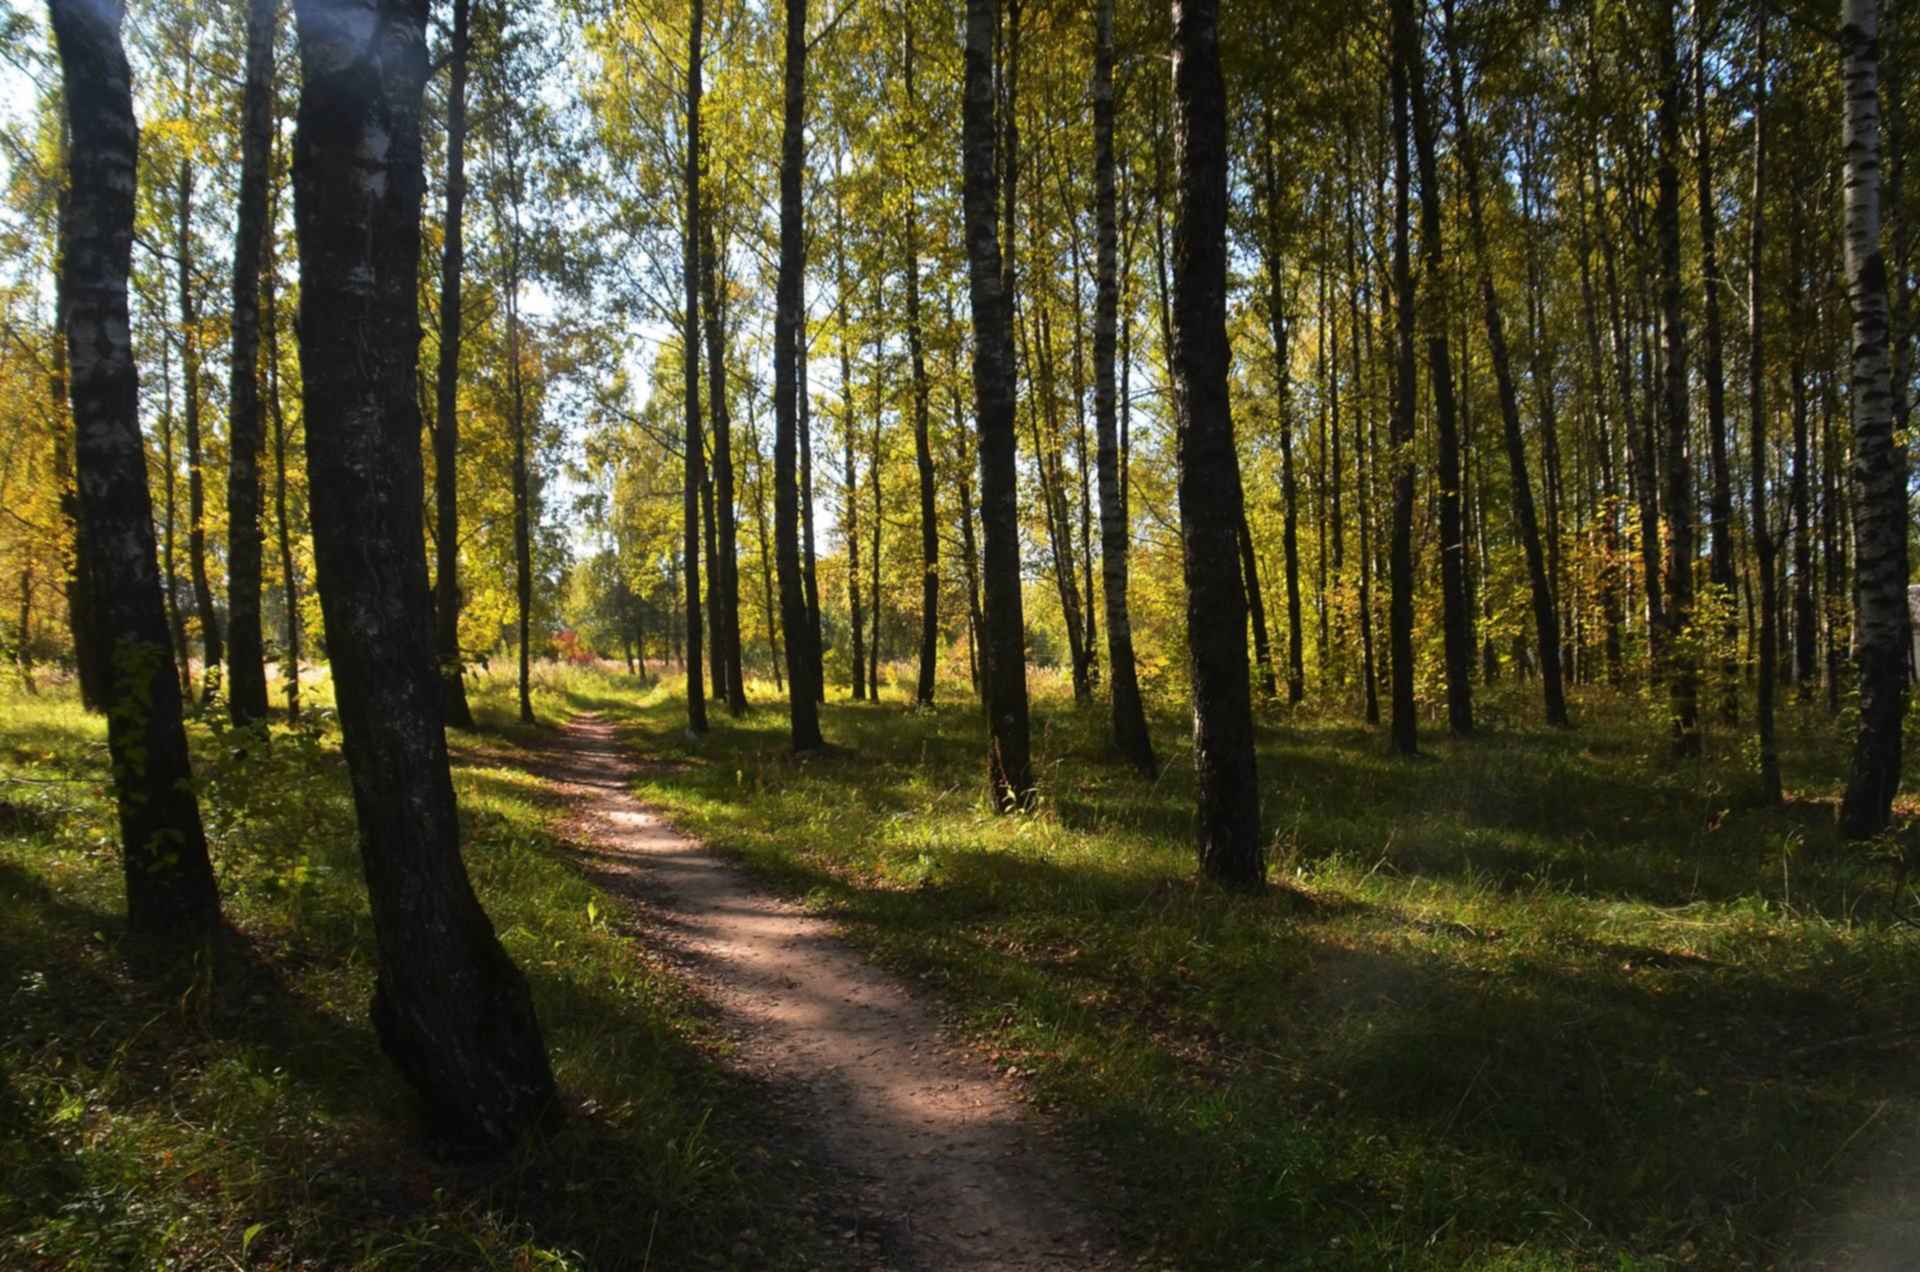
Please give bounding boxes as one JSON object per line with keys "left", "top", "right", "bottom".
{"left": 868, "top": 314, "right": 883, "bottom": 698}
{"left": 1403, "top": 0, "right": 1471, "bottom": 734}
{"left": 774, "top": 0, "right": 821, "bottom": 746}
{"left": 904, "top": 26, "right": 937, "bottom": 707}
{"left": 177, "top": 157, "right": 221, "bottom": 704}
{"left": 432, "top": 0, "right": 475, "bottom": 729}
{"left": 801, "top": 304, "right": 823, "bottom": 700}
{"left": 965, "top": 0, "right": 1034, "bottom": 809}
{"left": 1093, "top": 0, "right": 1154, "bottom": 775}
{"left": 1443, "top": 0, "right": 1567, "bottom": 727}
{"left": 1239, "top": 507, "right": 1279, "bottom": 699}
{"left": 1388, "top": 0, "right": 1419, "bottom": 755}
{"left": 509, "top": 276, "right": 533, "bottom": 725}
{"left": 1788, "top": 195, "right": 1818, "bottom": 693}
{"left": 53, "top": 0, "right": 220, "bottom": 936}
{"left": 1840, "top": 0, "right": 1907, "bottom": 836}
{"left": 1173, "top": 0, "right": 1261, "bottom": 885}
{"left": 1748, "top": 12, "right": 1782, "bottom": 803}
{"left": 1348, "top": 176, "right": 1379, "bottom": 722}
{"left": 834, "top": 166, "right": 865, "bottom": 702}
{"left": 1693, "top": 0, "right": 1736, "bottom": 722}
{"left": 158, "top": 329, "right": 189, "bottom": 694}
{"left": 681, "top": 0, "right": 708, "bottom": 734}
{"left": 264, "top": 123, "right": 299, "bottom": 720}
{"left": 702, "top": 218, "right": 747, "bottom": 714}
{"left": 1655, "top": 0, "right": 1698, "bottom": 753}
{"left": 223, "top": 0, "right": 274, "bottom": 726}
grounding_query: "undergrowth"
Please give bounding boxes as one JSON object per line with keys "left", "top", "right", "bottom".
{"left": 0, "top": 667, "right": 812, "bottom": 1270}
{"left": 579, "top": 664, "right": 1920, "bottom": 1271}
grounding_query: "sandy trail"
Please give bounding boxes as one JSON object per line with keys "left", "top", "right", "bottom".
{"left": 532, "top": 713, "right": 1115, "bottom": 1271}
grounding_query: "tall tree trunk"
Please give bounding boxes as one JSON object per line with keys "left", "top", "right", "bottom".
{"left": 1387, "top": 0, "right": 1419, "bottom": 755}
{"left": 1692, "top": 0, "right": 1736, "bottom": 721}
{"left": 1575, "top": 157, "right": 1625, "bottom": 686}
{"left": 701, "top": 217, "right": 746, "bottom": 714}
{"left": 681, "top": 0, "right": 708, "bottom": 734}
{"left": 904, "top": 27, "right": 937, "bottom": 708}
{"left": 1093, "top": 0, "right": 1155, "bottom": 775}
{"left": 833, "top": 169, "right": 865, "bottom": 702}
{"left": 1822, "top": 366, "right": 1846, "bottom": 714}
{"left": 1655, "top": 0, "right": 1698, "bottom": 753}
{"left": 291, "top": 0, "right": 555, "bottom": 1145}
{"left": 1840, "top": 0, "right": 1907, "bottom": 836}
{"left": 774, "top": 0, "right": 822, "bottom": 747}
{"left": 48, "top": 112, "right": 106, "bottom": 713}
{"left": 432, "top": 0, "right": 475, "bottom": 729}
{"left": 868, "top": 316, "right": 884, "bottom": 698}
{"left": 964, "top": 0, "right": 1034, "bottom": 809}
{"left": 1443, "top": 0, "right": 1567, "bottom": 728}
{"left": 1747, "top": 12, "right": 1782, "bottom": 803}
{"left": 159, "top": 333, "right": 189, "bottom": 695}
{"left": 177, "top": 158, "right": 221, "bottom": 704}
{"left": 1403, "top": 0, "right": 1471, "bottom": 734}
{"left": 52, "top": 0, "right": 220, "bottom": 937}
{"left": 800, "top": 303, "right": 823, "bottom": 701}
{"left": 223, "top": 0, "right": 274, "bottom": 726}
{"left": 1239, "top": 507, "right": 1279, "bottom": 699}
{"left": 509, "top": 275, "right": 533, "bottom": 726}
{"left": 1348, "top": 177, "right": 1378, "bottom": 723}
{"left": 1788, "top": 197, "right": 1818, "bottom": 693}
{"left": 1257, "top": 119, "right": 1300, "bottom": 704}
{"left": 1172, "top": 0, "right": 1261, "bottom": 886}
{"left": 1587, "top": 39, "right": 1665, "bottom": 657}
{"left": 265, "top": 143, "right": 299, "bottom": 720}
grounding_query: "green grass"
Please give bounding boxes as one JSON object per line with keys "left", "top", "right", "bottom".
{"left": 574, "top": 666, "right": 1920, "bottom": 1270}
{"left": 0, "top": 668, "right": 821, "bottom": 1270}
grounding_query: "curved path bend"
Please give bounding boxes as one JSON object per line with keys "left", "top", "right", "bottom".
{"left": 533, "top": 714, "right": 1116, "bottom": 1272}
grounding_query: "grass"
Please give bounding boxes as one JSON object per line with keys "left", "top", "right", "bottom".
{"left": 0, "top": 666, "right": 827, "bottom": 1270}
{"left": 7, "top": 656, "right": 1920, "bottom": 1269}
{"left": 568, "top": 664, "right": 1920, "bottom": 1270}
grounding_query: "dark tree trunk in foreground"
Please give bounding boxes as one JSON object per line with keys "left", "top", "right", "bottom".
{"left": 1404, "top": 0, "right": 1471, "bottom": 734}
{"left": 1748, "top": 14, "right": 1782, "bottom": 804}
{"left": 1656, "top": 0, "right": 1698, "bottom": 754}
{"left": 432, "top": 0, "right": 475, "bottom": 729}
{"left": 291, "top": 0, "right": 555, "bottom": 1147}
{"left": 1387, "top": 2, "right": 1418, "bottom": 756}
{"left": 223, "top": 0, "right": 275, "bottom": 726}
{"left": 681, "top": 0, "right": 708, "bottom": 734}
{"left": 774, "top": 0, "right": 822, "bottom": 749}
{"left": 53, "top": 0, "right": 220, "bottom": 938}
{"left": 1172, "top": 0, "right": 1261, "bottom": 886}
{"left": 964, "top": 0, "right": 1034, "bottom": 810}
{"left": 1840, "top": 0, "right": 1906, "bottom": 836}
{"left": 1093, "top": 0, "right": 1155, "bottom": 776}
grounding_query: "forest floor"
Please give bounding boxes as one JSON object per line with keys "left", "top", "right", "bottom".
{"left": 522, "top": 712, "right": 1115, "bottom": 1270}
{"left": 7, "top": 663, "right": 1920, "bottom": 1269}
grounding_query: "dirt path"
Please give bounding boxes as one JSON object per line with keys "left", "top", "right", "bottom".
{"left": 532, "top": 714, "right": 1116, "bottom": 1271}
